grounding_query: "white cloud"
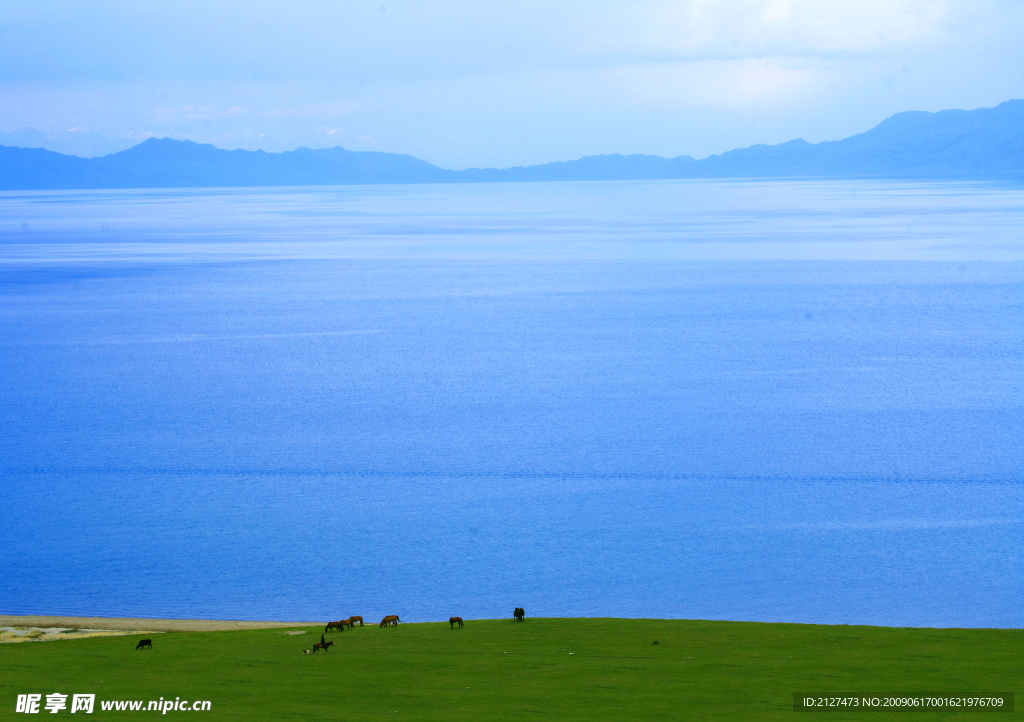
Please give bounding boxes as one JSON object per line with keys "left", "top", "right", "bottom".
{"left": 605, "top": 59, "right": 821, "bottom": 108}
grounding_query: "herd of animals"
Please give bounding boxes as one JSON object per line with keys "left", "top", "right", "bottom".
{"left": 134, "top": 609, "right": 527, "bottom": 653}
{"left": 305, "top": 608, "right": 526, "bottom": 653}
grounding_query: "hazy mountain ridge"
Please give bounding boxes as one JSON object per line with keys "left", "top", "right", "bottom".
{"left": 2, "top": 100, "right": 1022, "bottom": 190}
{"left": 693, "top": 100, "right": 1024, "bottom": 177}
{"left": 0, "top": 127, "right": 137, "bottom": 159}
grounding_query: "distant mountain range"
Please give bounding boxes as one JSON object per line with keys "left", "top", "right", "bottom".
{"left": 0, "top": 127, "right": 137, "bottom": 159}
{"left": 2, "top": 100, "right": 1022, "bottom": 190}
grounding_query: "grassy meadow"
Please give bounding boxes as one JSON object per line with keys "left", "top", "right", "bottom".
{"left": 1, "top": 618, "right": 1019, "bottom": 720}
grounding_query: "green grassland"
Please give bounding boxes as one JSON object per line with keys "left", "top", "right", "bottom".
{"left": 1, "top": 618, "right": 1020, "bottom": 720}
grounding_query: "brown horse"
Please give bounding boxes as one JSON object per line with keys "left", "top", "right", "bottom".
{"left": 449, "top": 617, "right": 464, "bottom": 629}
{"left": 325, "top": 620, "right": 344, "bottom": 633}
{"left": 380, "top": 615, "right": 399, "bottom": 627}
{"left": 349, "top": 615, "right": 364, "bottom": 627}
{"left": 312, "top": 640, "right": 335, "bottom": 653}
{"left": 514, "top": 607, "right": 524, "bottom": 621}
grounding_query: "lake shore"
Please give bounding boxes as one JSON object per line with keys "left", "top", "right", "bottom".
{"left": 0, "top": 615, "right": 320, "bottom": 632}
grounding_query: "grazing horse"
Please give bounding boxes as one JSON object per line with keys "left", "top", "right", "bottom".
{"left": 313, "top": 641, "right": 335, "bottom": 653}
{"left": 135, "top": 639, "right": 152, "bottom": 650}
{"left": 449, "top": 617, "right": 464, "bottom": 629}
{"left": 349, "top": 615, "right": 364, "bottom": 627}
{"left": 514, "top": 607, "right": 525, "bottom": 621}
{"left": 380, "top": 615, "right": 399, "bottom": 627}
{"left": 325, "top": 620, "right": 344, "bottom": 633}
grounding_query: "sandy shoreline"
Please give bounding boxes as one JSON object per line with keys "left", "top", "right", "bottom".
{"left": 0, "top": 616, "right": 320, "bottom": 632}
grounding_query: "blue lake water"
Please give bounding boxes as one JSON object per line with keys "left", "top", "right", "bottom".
{"left": 1, "top": 180, "right": 1021, "bottom": 627}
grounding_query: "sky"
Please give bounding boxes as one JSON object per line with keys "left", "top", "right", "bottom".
{"left": 1, "top": 0, "right": 1023, "bottom": 168}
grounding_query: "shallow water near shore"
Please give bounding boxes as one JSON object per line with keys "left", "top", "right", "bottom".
{"left": 1, "top": 179, "right": 1021, "bottom": 627}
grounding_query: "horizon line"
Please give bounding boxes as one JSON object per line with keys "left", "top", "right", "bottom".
{"left": 4, "top": 97, "right": 1020, "bottom": 170}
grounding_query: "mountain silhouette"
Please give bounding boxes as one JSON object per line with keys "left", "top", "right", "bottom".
{"left": 2, "top": 100, "right": 1022, "bottom": 190}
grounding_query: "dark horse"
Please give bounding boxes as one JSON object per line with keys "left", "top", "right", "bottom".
{"left": 326, "top": 619, "right": 353, "bottom": 633}
{"left": 313, "top": 640, "right": 335, "bottom": 653}
{"left": 449, "top": 616, "right": 464, "bottom": 629}
{"left": 135, "top": 639, "right": 152, "bottom": 649}
{"left": 349, "top": 615, "right": 364, "bottom": 627}
{"left": 513, "top": 607, "right": 524, "bottom": 621}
